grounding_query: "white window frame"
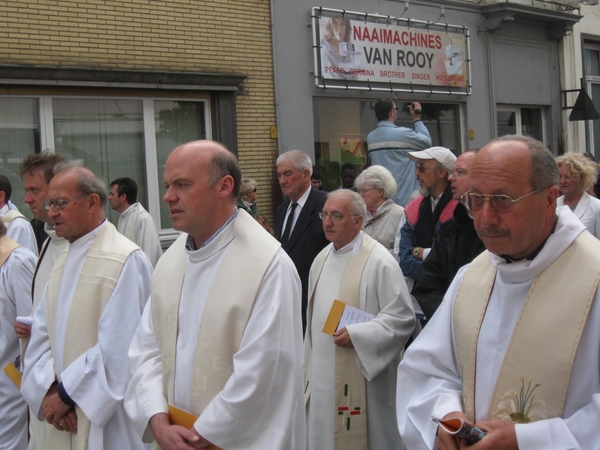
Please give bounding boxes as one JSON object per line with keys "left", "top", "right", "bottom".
{"left": 584, "top": 42, "right": 600, "bottom": 157}
{"left": 496, "top": 105, "right": 546, "bottom": 143}
{"left": 2, "top": 94, "right": 211, "bottom": 239}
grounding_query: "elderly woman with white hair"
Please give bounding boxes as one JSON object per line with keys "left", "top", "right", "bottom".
{"left": 556, "top": 152, "right": 600, "bottom": 239}
{"left": 355, "top": 165, "right": 405, "bottom": 254}
{"left": 236, "top": 177, "right": 261, "bottom": 217}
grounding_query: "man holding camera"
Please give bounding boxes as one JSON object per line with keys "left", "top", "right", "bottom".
{"left": 366, "top": 98, "right": 432, "bottom": 207}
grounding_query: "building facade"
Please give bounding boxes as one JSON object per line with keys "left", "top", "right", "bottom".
{"left": 272, "top": 0, "right": 584, "bottom": 197}
{"left": 562, "top": 2, "right": 600, "bottom": 157}
{"left": 0, "top": 0, "right": 278, "bottom": 238}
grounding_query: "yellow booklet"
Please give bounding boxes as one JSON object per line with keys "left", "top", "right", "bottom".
{"left": 3, "top": 362, "right": 21, "bottom": 388}
{"left": 168, "top": 404, "right": 223, "bottom": 450}
{"left": 322, "top": 299, "right": 376, "bottom": 336}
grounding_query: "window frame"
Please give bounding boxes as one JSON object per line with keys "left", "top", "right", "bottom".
{"left": 1, "top": 93, "right": 212, "bottom": 240}
{"left": 496, "top": 105, "right": 546, "bottom": 143}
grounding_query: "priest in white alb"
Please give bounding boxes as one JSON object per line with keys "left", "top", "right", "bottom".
{"left": 305, "top": 189, "right": 415, "bottom": 450}
{"left": 0, "top": 219, "right": 36, "bottom": 449}
{"left": 0, "top": 173, "right": 38, "bottom": 256}
{"left": 108, "top": 176, "right": 163, "bottom": 267}
{"left": 16, "top": 151, "right": 69, "bottom": 450}
{"left": 21, "top": 163, "right": 153, "bottom": 450}
{"left": 125, "top": 141, "right": 305, "bottom": 449}
{"left": 397, "top": 136, "right": 600, "bottom": 450}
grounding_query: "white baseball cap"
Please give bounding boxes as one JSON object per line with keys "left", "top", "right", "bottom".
{"left": 408, "top": 146, "right": 457, "bottom": 172}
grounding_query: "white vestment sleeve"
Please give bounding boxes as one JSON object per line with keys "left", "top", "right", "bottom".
{"left": 7, "top": 218, "right": 39, "bottom": 256}
{"left": 58, "top": 251, "right": 152, "bottom": 428}
{"left": 124, "top": 298, "right": 168, "bottom": 442}
{"left": 347, "top": 246, "right": 415, "bottom": 380}
{"left": 396, "top": 267, "right": 467, "bottom": 450}
{"left": 22, "top": 287, "right": 56, "bottom": 420}
{"left": 136, "top": 216, "right": 162, "bottom": 267}
{"left": 194, "top": 249, "right": 305, "bottom": 450}
{"left": 9, "top": 247, "right": 36, "bottom": 318}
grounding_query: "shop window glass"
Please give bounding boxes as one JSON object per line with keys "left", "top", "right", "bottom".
{"left": 496, "top": 106, "right": 543, "bottom": 142}
{"left": 53, "top": 98, "right": 146, "bottom": 225}
{"left": 0, "top": 98, "right": 40, "bottom": 219}
{"left": 313, "top": 98, "right": 461, "bottom": 192}
{"left": 154, "top": 100, "right": 207, "bottom": 229}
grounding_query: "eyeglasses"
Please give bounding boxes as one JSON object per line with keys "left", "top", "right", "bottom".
{"left": 461, "top": 188, "right": 546, "bottom": 213}
{"left": 319, "top": 211, "right": 358, "bottom": 222}
{"left": 415, "top": 163, "right": 438, "bottom": 173}
{"left": 43, "top": 194, "right": 88, "bottom": 211}
{"left": 450, "top": 168, "right": 469, "bottom": 178}
{"left": 357, "top": 187, "right": 380, "bottom": 194}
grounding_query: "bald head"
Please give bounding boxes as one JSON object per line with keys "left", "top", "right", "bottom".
{"left": 163, "top": 140, "right": 240, "bottom": 247}
{"left": 469, "top": 136, "right": 559, "bottom": 259}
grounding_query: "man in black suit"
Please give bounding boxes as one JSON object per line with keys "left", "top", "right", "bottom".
{"left": 275, "top": 150, "right": 329, "bottom": 332}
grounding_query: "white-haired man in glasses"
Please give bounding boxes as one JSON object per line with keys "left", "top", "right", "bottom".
{"left": 305, "top": 189, "right": 415, "bottom": 450}
{"left": 397, "top": 135, "right": 600, "bottom": 450}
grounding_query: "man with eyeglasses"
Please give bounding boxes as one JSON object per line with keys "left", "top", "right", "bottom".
{"left": 305, "top": 189, "right": 415, "bottom": 450}
{"left": 396, "top": 146, "right": 457, "bottom": 324}
{"left": 22, "top": 162, "right": 153, "bottom": 450}
{"left": 397, "top": 135, "right": 600, "bottom": 450}
{"left": 412, "top": 149, "right": 485, "bottom": 323}
{"left": 366, "top": 97, "right": 431, "bottom": 207}
{"left": 15, "top": 151, "right": 69, "bottom": 450}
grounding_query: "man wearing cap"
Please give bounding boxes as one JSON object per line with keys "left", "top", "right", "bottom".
{"left": 412, "top": 150, "right": 486, "bottom": 323}
{"left": 396, "top": 147, "right": 457, "bottom": 322}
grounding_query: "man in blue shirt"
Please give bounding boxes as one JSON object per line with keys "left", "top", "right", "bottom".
{"left": 366, "top": 98, "right": 432, "bottom": 207}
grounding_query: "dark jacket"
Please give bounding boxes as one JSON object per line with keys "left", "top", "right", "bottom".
{"left": 275, "top": 186, "right": 328, "bottom": 331}
{"left": 412, "top": 203, "right": 486, "bottom": 321}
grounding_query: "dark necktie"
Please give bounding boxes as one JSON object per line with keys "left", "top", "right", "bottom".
{"left": 282, "top": 202, "right": 298, "bottom": 245}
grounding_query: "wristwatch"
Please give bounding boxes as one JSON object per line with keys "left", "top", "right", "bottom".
{"left": 412, "top": 247, "right": 420, "bottom": 258}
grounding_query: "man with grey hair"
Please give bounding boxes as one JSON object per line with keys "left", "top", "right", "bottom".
{"left": 397, "top": 146, "right": 457, "bottom": 323}
{"left": 275, "top": 149, "right": 328, "bottom": 331}
{"left": 305, "top": 189, "right": 415, "bottom": 450}
{"left": 397, "top": 136, "right": 600, "bottom": 449}
{"left": 412, "top": 149, "right": 485, "bottom": 322}
{"left": 22, "top": 163, "right": 153, "bottom": 449}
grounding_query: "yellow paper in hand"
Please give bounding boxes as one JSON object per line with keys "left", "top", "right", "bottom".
{"left": 168, "top": 404, "right": 223, "bottom": 450}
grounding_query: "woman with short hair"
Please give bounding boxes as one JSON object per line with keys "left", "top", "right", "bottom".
{"left": 556, "top": 152, "right": 600, "bottom": 238}
{"left": 355, "top": 165, "right": 404, "bottom": 255}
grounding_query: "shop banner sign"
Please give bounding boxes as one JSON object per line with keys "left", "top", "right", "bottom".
{"left": 318, "top": 17, "right": 468, "bottom": 87}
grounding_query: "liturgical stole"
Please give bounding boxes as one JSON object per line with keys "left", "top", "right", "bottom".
{"left": 305, "top": 233, "right": 377, "bottom": 450}
{"left": 151, "top": 211, "right": 280, "bottom": 435}
{"left": 1, "top": 209, "right": 26, "bottom": 224}
{"left": 45, "top": 222, "right": 138, "bottom": 450}
{"left": 454, "top": 230, "right": 600, "bottom": 423}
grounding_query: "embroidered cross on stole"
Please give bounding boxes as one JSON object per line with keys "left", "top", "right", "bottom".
{"left": 306, "top": 234, "right": 377, "bottom": 449}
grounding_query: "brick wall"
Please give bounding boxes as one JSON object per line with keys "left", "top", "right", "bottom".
{"left": 0, "top": 0, "right": 279, "bottom": 223}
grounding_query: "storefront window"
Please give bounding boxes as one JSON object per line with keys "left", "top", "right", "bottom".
{"left": 0, "top": 94, "right": 210, "bottom": 234}
{"left": 496, "top": 106, "right": 544, "bottom": 142}
{"left": 53, "top": 98, "right": 146, "bottom": 225}
{"left": 313, "top": 98, "right": 461, "bottom": 191}
{"left": 154, "top": 100, "right": 207, "bottom": 229}
{"left": 0, "top": 98, "right": 40, "bottom": 218}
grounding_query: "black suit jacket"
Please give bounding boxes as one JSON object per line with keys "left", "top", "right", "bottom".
{"left": 275, "top": 186, "right": 329, "bottom": 331}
